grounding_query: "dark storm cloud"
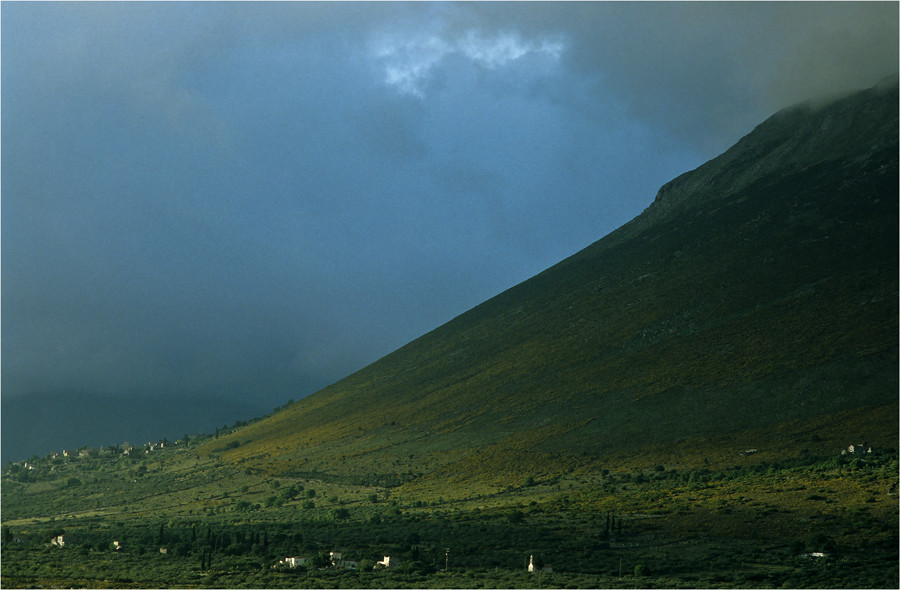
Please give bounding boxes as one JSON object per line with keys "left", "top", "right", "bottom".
{"left": 454, "top": 2, "right": 899, "bottom": 154}
{"left": 2, "top": 1, "right": 896, "bottom": 430}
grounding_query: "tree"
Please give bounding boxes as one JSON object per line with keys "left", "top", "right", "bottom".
{"left": 332, "top": 507, "right": 350, "bottom": 520}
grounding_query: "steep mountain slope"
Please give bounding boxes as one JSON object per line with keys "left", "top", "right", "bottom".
{"left": 206, "top": 79, "right": 898, "bottom": 490}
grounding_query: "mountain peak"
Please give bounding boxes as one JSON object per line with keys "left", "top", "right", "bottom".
{"left": 647, "top": 77, "right": 898, "bottom": 221}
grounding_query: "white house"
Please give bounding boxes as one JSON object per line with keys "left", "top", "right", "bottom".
{"left": 376, "top": 556, "right": 396, "bottom": 569}
{"left": 50, "top": 535, "right": 66, "bottom": 548}
{"left": 277, "top": 556, "right": 308, "bottom": 568}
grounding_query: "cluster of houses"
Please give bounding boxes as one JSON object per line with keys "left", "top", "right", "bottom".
{"left": 274, "top": 551, "right": 550, "bottom": 573}
{"left": 50, "top": 535, "right": 66, "bottom": 548}
{"left": 275, "top": 551, "right": 362, "bottom": 570}
{"left": 47, "top": 535, "right": 124, "bottom": 552}
{"left": 734, "top": 442, "right": 879, "bottom": 459}
{"left": 4, "top": 440, "right": 193, "bottom": 478}
{"left": 841, "top": 442, "right": 873, "bottom": 456}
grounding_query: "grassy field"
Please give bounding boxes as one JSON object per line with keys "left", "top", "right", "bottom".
{"left": 3, "top": 434, "right": 898, "bottom": 588}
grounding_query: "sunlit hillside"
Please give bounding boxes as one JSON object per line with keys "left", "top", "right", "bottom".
{"left": 201, "top": 78, "right": 898, "bottom": 493}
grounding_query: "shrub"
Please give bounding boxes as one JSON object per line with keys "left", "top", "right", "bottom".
{"left": 332, "top": 508, "right": 350, "bottom": 520}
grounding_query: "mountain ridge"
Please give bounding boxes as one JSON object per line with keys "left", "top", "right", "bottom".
{"left": 200, "top": 78, "right": 898, "bottom": 488}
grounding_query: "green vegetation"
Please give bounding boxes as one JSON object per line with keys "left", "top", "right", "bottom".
{"left": 2, "top": 440, "right": 897, "bottom": 588}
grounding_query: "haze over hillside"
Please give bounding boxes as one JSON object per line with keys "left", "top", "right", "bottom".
{"left": 1, "top": 394, "right": 270, "bottom": 463}
{"left": 197, "top": 78, "right": 897, "bottom": 489}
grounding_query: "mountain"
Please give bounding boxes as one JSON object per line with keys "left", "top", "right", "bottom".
{"left": 3, "top": 78, "right": 896, "bottom": 590}
{"left": 203, "top": 78, "right": 897, "bottom": 490}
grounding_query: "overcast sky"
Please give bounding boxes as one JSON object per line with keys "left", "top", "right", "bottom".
{"left": 3, "top": 2, "right": 897, "bottom": 415}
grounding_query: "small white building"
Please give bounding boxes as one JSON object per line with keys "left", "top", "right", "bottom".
{"left": 50, "top": 535, "right": 66, "bottom": 548}
{"left": 528, "top": 554, "right": 551, "bottom": 573}
{"left": 376, "top": 556, "right": 396, "bottom": 569}
{"left": 113, "top": 541, "right": 122, "bottom": 551}
{"left": 277, "top": 556, "right": 308, "bottom": 568}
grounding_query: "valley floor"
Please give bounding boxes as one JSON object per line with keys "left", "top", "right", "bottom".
{"left": 0, "top": 441, "right": 900, "bottom": 588}
{"left": 3, "top": 446, "right": 898, "bottom": 589}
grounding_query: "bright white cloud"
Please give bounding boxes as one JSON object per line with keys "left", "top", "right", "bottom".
{"left": 375, "top": 35, "right": 451, "bottom": 97}
{"left": 370, "top": 29, "right": 564, "bottom": 97}
{"left": 459, "top": 31, "right": 563, "bottom": 69}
